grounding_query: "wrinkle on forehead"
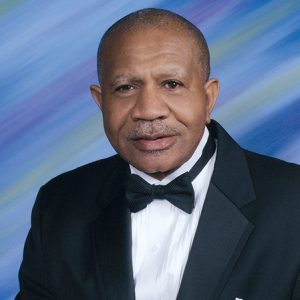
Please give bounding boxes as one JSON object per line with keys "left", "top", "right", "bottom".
{"left": 110, "top": 67, "right": 188, "bottom": 83}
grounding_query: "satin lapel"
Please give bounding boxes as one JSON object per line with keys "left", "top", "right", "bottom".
{"left": 177, "top": 121, "right": 256, "bottom": 300}
{"left": 177, "top": 182, "right": 254, "bottom": 300}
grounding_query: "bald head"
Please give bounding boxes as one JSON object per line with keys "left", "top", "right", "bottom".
{"left": 97, "top": 8, "right": 210, "bottom": 83}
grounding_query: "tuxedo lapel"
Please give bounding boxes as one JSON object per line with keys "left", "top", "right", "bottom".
{"left": 90, "top": 158, "right": 135, "bottom": 300}
{"left": 177, "top": 121, "right": 256, "bottom": 300}
{"left": 177, "top": 182, "right": 254, "bottom": 300}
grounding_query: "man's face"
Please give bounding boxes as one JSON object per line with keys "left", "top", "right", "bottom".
{"left": 91, "top": 28, "right": 219, "bottom": 179}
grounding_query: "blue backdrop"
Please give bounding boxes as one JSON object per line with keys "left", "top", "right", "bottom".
{"left": 1, "top": 0, "right": 300, "bottom": 299}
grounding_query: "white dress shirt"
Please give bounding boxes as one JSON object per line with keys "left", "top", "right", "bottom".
{"left": 130, "top": 127, "right": 217, "bottom": 300}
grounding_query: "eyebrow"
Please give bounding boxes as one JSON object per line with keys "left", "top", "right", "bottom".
{"left": 109, "top": 74, "right": 142, "bottom": 87}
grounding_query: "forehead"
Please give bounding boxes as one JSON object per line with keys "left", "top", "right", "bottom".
{"left": 101, "top": 27, "right": 199, "bottom": 78}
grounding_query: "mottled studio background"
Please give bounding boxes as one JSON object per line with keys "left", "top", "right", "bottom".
{"left": 1, "top": 0, "right": 300, "bottom": 299}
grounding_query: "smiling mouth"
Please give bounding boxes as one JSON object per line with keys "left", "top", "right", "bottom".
{"left": 131, "top": 135, "right": 177, "bottom": 152}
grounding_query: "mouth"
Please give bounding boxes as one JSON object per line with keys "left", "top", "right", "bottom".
{"left": 131, "top": 135, "right": 177, "bottom": 152}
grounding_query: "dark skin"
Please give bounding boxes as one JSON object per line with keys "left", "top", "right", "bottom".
{"left": 91, "top": 26, "right": 219, "bottom": 180}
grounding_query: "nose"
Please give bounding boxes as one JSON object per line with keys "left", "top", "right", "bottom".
{"left": 131, "top": 86, "right": 170, "bottom": 121}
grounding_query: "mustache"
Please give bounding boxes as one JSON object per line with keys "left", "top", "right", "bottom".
{"left": 127, "top": 120, "right": 181, "bottom": 140}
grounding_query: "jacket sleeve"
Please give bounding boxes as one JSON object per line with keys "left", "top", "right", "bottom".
{"left": 15, "top": 187, "right": 55, "bottom": 299}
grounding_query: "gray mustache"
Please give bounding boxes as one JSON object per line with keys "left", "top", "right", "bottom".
{"left": 127, "top": 120, "right": 181, "bottom": 139}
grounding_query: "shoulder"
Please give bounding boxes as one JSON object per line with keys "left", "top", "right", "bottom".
{"left": 243, "top": 150, "right": 300, "bottom": 224}
{"left": 244, "top": 150, "right": 300, "bottom": 191}
{"left": 46, "top": 154, "right": 125, "bottom": 187}
{"left": 37, "top": 154, "right": 128, "bottom": 212}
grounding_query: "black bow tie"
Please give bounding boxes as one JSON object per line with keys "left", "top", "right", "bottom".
{"left": 125, "top": 134, "right": 216, "bottom": 214}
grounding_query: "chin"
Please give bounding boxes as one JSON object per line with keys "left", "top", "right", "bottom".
{"left": 121, "top": 147, "right": 185, "bottom": 175}
{"left": 133, "top": 158, "right": 180, "bottom": 177}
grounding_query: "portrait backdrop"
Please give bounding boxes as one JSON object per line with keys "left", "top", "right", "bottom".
{"left": 1, "top": 0, "right": 300, "bottom": 299}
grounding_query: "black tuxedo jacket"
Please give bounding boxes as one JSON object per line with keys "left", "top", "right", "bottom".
{"left": 16, "top": 121, "right": 300, "bottom": 300}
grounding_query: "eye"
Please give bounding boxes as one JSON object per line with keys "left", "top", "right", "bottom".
{"left": 115, "top": 84, "right": 134, "bottom": 92}
{"left": 163, "top": 80, "right": 183, "bottom": 89}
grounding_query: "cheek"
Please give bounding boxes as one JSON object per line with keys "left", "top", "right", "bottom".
{"left": 102, "top": 105, "right": 132, "bottom": 142}
{"left": 172, "top": 101, "right": 207, "bottom": 130}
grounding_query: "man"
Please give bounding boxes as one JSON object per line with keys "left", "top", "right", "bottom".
{"left": 16, "top": 8, "right": 300, "bottom": 300}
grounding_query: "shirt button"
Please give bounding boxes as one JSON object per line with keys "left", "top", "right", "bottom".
{"left": 151, "top": 244, "right": 158, "bottom": 253}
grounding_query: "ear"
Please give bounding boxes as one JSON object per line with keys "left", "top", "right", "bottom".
{"left": 90, "top": 84, "right": 103, "bottom": 110}
{"left": 204, "top": 78, "right": 219, "bottom": 124}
